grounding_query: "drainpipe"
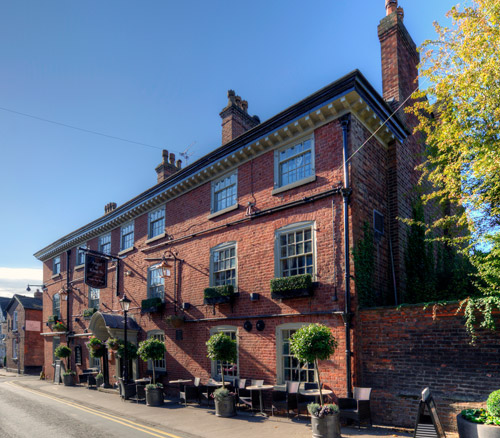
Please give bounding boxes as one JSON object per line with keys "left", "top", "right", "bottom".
{"left": 340, "top": 115, "right": 353, "bottom": 399}
{"left": 66, "top": 250, "right": 71, "bottom": 346}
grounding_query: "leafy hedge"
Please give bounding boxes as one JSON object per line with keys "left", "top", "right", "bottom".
{"left": 204, "top": 285, "right": 234, "bottom": 299}
{"left": 270, "top": 274, "right": 312, "bottom": 293}
{"left": 141, "top": 297, "right": 163, "bottom": 311}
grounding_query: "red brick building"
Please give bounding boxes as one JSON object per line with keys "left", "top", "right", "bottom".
{"left": 4, "top": 294, "right": 44, "bottom": 374}
{"left": 35, "top": 0, "right": 423, "bottom": 423}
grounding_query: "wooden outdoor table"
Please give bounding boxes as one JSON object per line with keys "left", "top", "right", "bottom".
{"left": 246, "top": 384, "right": 274, "bottom": 416}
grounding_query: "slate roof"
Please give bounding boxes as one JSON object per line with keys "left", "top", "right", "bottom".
{"left": 0, "top": 297, "right": 11, "bottom": 318}
{"left": 5, "top": 294, "right": 43, "bottom": 313}
{"left": 101, "top": 313, "right": 140, "bottom": 331}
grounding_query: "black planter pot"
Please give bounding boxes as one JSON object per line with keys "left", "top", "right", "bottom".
{"left": 215, "top": 395, "right": 236, "bottom": 417}
{"left": 62, "top": 374, "right": 75, "bottom": 386}
{"left": 271, "top": 287, "right": 313, "bottom": 300}
{"left": 311, "top": 413, "right": 341, "bottom": 438}
{"left": 146, "top": 387, "right": 164, "bottom": 406}
{"left": 457, "top": 414, "right": 500, "bottom": 438}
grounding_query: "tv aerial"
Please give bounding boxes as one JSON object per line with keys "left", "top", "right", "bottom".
{"left": 180, "top": 142, "right": 196, "bottom": 166}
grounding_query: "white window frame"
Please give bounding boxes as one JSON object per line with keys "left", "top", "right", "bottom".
{"left": 210, "top": 242, "right": 237, "bottom": 288}
{"left": 274, "top": 221, "right": 316, "bottom": 278}
{"left": 13, "top": 311, "right": 18, "bottom": 331}
{"left": 52, "top": 336, "right": 60, "bottom": 365}
{"left": 276, "top": 322, "right": 315, "bottom": 385}
{"left": 273, "top": 136, "right": 315, "bottom": 194}
{"left": 89, "top": 287, "right": 100, "bottom": 310}
{"left": 147, "top": 330, "right": 166, "bottom": 372}
{"left": 148, "top": 207, "right": 165, "bottom": 239}
{"left": 211, "top": 170, "right": 238, "bottom": 214}
{"left": 12, "top": 338, "right": 18, "bottom": 359}
{"left": 76, "top": 244, "right": 87, "bottom": 267}
{"left": 120, "top": 221, "right": 135, "bottom": 251}
{"left": 98, "top": 233, "right": 111, "bottom": 255}
{"left": 147, "top": 266, "right": 164, "bottom": 300}
{"left": 53, "top": 256, "right": 61, "bottom": 275}
{"left": 53, "top": 293, "right": 61, "bottom": 319}
{"left": 209, "top": 325, "right": 238, "bottom": 381}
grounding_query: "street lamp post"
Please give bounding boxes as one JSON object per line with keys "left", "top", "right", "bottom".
{"left": 119, "top": 294, "right": 131, "bottom": 384}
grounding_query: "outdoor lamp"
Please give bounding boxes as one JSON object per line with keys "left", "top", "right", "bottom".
{"left": 26, "top": 284, "right": 46, "bottom": 292}
{"left": 159, "top": 259, "right": 172, "bottom": 278}
{"left": 119, "top": 294, "right": 131, "bottom": 312}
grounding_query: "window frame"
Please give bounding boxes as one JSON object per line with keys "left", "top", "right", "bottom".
{"left": 12, "top": 338, "right": 18, "bottom": 359}
{"left": 209, "top": 325, "right": 238, "bottom": 381}
{"left": 274, "top": 221, "right": 316, "bottom": 279}
{"left": 52, "top": 336, "right": 60, "bottom": 365}
{"left": 273, "top": 136, "right": 315, "bottom": 194}
{"left": 120, "top": 221, "right": 135, "bottom": 251}
{"left": 275, "top": 322, "right": 315, "bottom": 385}
{"left": 53, "top": 293, "right": 61, "bottom": 319}
{"left": 210, "top": 241, "right": 237, "bottom": 288}
{"left": 76, "top": 244, "right": 87, "bottom": 267}
{"left": 12, "top": 311, "right": 18, "bottom": 331}
{"left": 147, "top": 330, "right": 166, "bottom": 372}
{"left": 89, "top": 287, "right": 100, "bottom": 310}
{"left": 211, "top": 169, "right": 238, "bottom": 214}
{"left": 148, "top": 207, "right": 165, "bottom": 239}
{"left": 147, "top": 265, "right": 164, "bottom": 301}
{"left": 53, "top": 255, "right": 61, "bottom": 275}
{"left": 98, "top": 233, "right": 111, "bottom": 255}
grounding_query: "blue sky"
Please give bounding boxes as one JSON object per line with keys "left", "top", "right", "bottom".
{"left": 0, "top": 0, "right": 458, "bottom": 297}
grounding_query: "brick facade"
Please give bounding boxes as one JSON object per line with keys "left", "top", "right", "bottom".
{"left": 357, "top": 304, "right": 500, "bottom": 433}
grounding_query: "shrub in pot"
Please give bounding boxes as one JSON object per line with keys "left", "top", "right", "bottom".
{"left": 290, "top": 323, "right": 339, "bottom": 438}
{"left": 54, "top": 345, "right": 74, "bottom": 386}
{"left": 206, "top": 332, "right": 237, "bottom": 417}
{"left": 138, "top": 338, "right": 166, "bottom": 406}
{"left": 458, "top": 389, "right": 500, "bottom": 438}
{"left": 96, "top": 373, "right": 104, "bottom": 387}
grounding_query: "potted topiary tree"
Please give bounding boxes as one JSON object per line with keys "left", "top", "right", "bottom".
{"left": 206, "top": 332, "right": 237, "bottom": 417}
{"left": 138, "top": 338, "right": 166, "bottom": 406}
{"left": 54, "top": 345, "right": 74, "bottom": 386}
{"left": 457, "top": 389, "right": 500, "bottom": 438}
{"left": 290, "top": 323, "right": 340, "bottom": 438}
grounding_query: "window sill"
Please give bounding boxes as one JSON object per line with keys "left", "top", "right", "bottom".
{"left": 145, "top": 232, "right": 166, "bottom": 245}
{"left": 118, "top": 246, "right": 135, "bottom": 256}
{"left": 207, "top": 203, "right": 239, "bottom": 220}
{"left": 51, "top": 273, "right": 61, "bottom": 280}
{"left": 271, "top": 175, "right": 316, "bottom": 196}
{"left": 74, "top": 264, "right": 84, "bottom": 271}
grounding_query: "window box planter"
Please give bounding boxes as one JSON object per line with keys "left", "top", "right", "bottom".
{"left": 141, "top": 297, "right": 164, "bottom": 313}
{"left": 270, "top": 274, "right": 314, "bottom": 300}
{"left": 52, "top": 322, "right": 67, "bottom": 332}
{"left": 83, "top": 308, "right": 97, "bottom": 320}
{"left": 203, "top": 285, "right": 238, "bottom": 305}
{"left": 47, "top": 315, "right": 60, "bottom": 324}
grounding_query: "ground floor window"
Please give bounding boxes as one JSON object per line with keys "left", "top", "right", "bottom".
{"left": 147, "top": 331, "right": 166, "bottom": 371}
{"left": 276, "top": 323, "right": 315, "bottom": 384}
{"left": 52, "top": 337, "right": 60, "bottom": 365}
{"left": 89, "top": 352, "right": 100, "bottom": 369}
{"left": 210, "top": 326, "right": 238, "bottom": 380}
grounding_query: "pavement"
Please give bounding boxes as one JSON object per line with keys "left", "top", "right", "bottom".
{"left": 0, "top": 370, "right": 412, "bottom": 438}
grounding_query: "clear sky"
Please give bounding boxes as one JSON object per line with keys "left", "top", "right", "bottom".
{"left": 0, "top": 0, "right": 459, "bottom": 297}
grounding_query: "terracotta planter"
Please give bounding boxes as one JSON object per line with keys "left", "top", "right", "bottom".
{"left": 146, "top": 387, "right": 164, "bottom": 406}
{"left": 311, "top": 412, "right": 341, "bottom": 438}
{"left": 457, "top": 414, "right": 500, "bottom": 438}
{"left": 215, "top": 395, "right": 236, "bottom": 417}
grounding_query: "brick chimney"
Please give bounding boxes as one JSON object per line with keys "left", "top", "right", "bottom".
{"left": 155, "top": 149, "right": 181, "bottom": 183}
{"left": 378, "top": 0, "right": 419, "bottom": 115}
{"left": 104, "top": 202, "right": 117, "bottom": 215}
{"left": 34, "top": 289, "right": 43, "bottom": 299}
{"left": 220, "top": 90, "right": 260, "bottom": 145}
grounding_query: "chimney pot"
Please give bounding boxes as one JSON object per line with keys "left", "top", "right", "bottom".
{"left": 176, "top": 159, "right": 182, "bottom": 169}
{"left": 34, "top": 289, "right": 43, "bottom": 299}
{"left": 105, "top": 202, "right": 117, "bottom": 215}
{"left": 169, "top": 153, "right": 175, "bottom": 164}
{"left": 385, "top": 0, "right": 398, "bottom": 15}
{"left": 396, "top": 6, "right": 404, "bottom": 20}
{"left": 220, "top": 90, "right": 260, "bottom": 144}
{"left": 156, "top": 149, "right": 180, "bottom": 183}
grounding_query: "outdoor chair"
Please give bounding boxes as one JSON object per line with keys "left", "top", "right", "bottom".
{"left": 338, "top": 387, "right": 372, "bottom": 428}
{"left": 118, "top": 379, "right": 137, "bottom": 401}
{"left": 271, "top": 381, "right": 300, "bottom": 417}
{"left": 130, "top": 384, "right": 147, "bottom": 404}
{"left": 199, "top": 381, "right": 217, "bottom": 407}
{"left": 239, "top": 379, "right": 263, "bottom": 412}
{"left": 180, "top": 377, "right": 201, "bottom": 406}
{"left": 297, "top": 382, "right": 319, "bottom": 417}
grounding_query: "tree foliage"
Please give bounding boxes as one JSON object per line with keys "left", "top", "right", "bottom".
{"left": 138, "top": 338, "right": 165, "bottom": 384}
{"left": 206, "top": 333, "right": 237, "bottom": 387}
{"left": 410, "top": 0, "right": 500, "bottom": 337}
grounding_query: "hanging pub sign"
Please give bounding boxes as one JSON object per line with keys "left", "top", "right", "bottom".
{"left": 84, "top": 254, "right": 108, "bottom": 289}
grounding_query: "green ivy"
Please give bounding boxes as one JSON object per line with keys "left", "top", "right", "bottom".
{"left": 270, "top": 274, "right": 312, "bottom": 293}
{"left": 353, "top": 222, "right": 375, "bottom": 308}
{"left": 204, "top": 284, "right": 234, "bottom": 299}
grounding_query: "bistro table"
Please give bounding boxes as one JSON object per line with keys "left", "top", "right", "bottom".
{"left": 246, "top": 384, "right": 274, "bottom": 416}
{"left": 134, "top": 378, "right": 151, "bottom": 403}
{"left": 299, "top": 388, "right": 333, "bottom": 404}
{"left": 169, "top": 379, "right": 193, "bottom": 403}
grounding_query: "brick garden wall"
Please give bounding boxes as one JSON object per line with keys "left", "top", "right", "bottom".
{"left": 357, "top": 303, "right": 500, "bottom": 433}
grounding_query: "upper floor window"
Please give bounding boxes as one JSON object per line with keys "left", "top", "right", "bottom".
{"left": 89, "top": 287, "right": 100, "bottom": 309}
{"left": 13, "top": 311, "right": 18, "bottom": 331}
{"left": 147, "top": 331, "right": 166, "bottom": 371}
{"left": 274, "top": 138, "right": 315, "bottom": 191}
{"left": 98, "top": 233, "right": 111, "bottom": 255}
{"left": 120, "top": 222, "right": 134, "bottom": 251}
{"left": 211, "top": 170, "right": 237, "bottom": 213}
{"left": 210, "top": 326, "right": 238, "bottom": 380}
{"left": 53, "top": 293, "right": 61, "bottom": 319}
{"left": 275, "top": 222, "right": 315, "bottom": 278}
{"left": 148, "top": 207, "right": 165, "bottom": 239}
{"left": 210, "top": 242, "right": 237, "bottom": 287}
{"left": 53, "top": 256, "right": 61, "bottom": 275}
{"left": 76, "top": 244, "right": 87, "bottom": 266}
{"left": 147, "top": 266, "right": 164, "bottom": 300}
